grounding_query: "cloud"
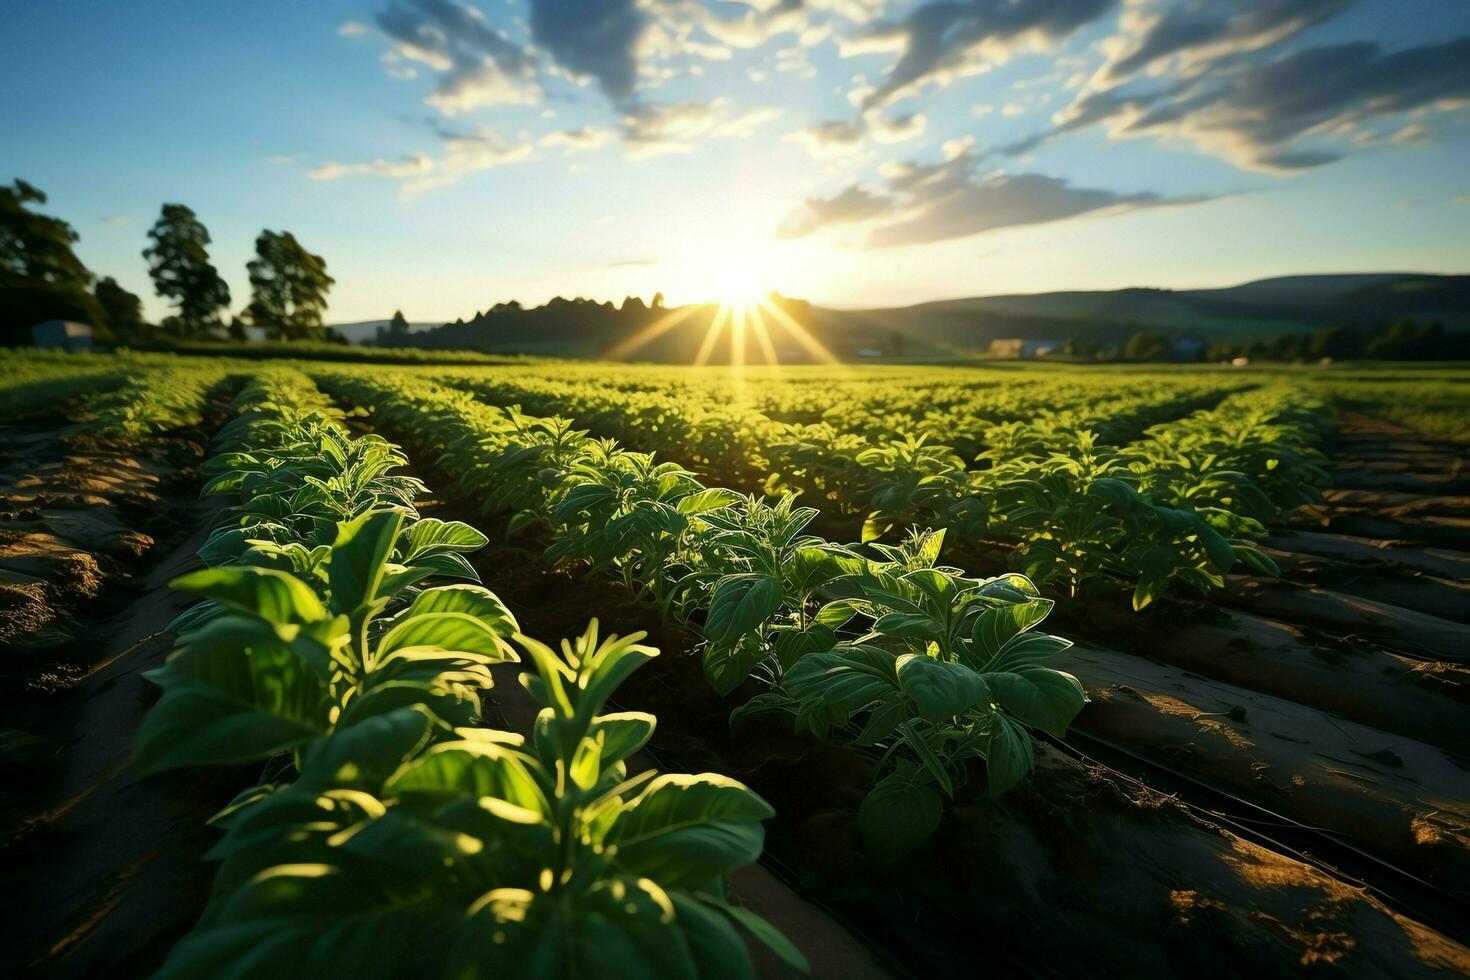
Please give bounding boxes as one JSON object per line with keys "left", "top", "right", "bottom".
{"left": 1012, "top": 37, "right": 1470, "bottom": 171}
{"left": 375, "top": 0, "right": 538, "bottom": 113}
{"left": 309, "top": 127, "right": 532, "bottom": 193}
{"left": 100, "top": 215, "right": 129, "bottom": 226}
{"left": 1389, "top": 122, "right": 1430, "bottom": 146}
{"left": 695, "top": 0, "right": 810, "bottom": 50}
{"left": 310, "top": 154, "right": 436, "bottom": 181}
{"left": 786, "top": 108, "right": 924, "bottom": 156}
{"left": 848, "top": 0, "right": 1116, "bottom": 110}
{"left": 778, "top": 146, "right": 1209, "bottom": 245}
{"left": 539, "top": 126, "right": 616, "bottom": 154}
{"left": 530, "top": 0, "right": 645, "bottom": 103}
{"left": 265, "top": 154, "right": 298, "bottom": 165}
{"left": 607, "top": 258, "right": 656, "bottom": 268}
{"left": 339, "top": 20, "right": 371, "bottom": 38}
{"left": 866, "top": 109, "right": 926, "bottom": 142}
{"left": 1093, "top": 0, "right": 1350, "bottom": 89}
{"left": 785, "top": 119, "right": 865, "bottom": 155}
{"left": 777, "top": 185, "right": 893, "bottom": 237}
{"left": 621, "top": 98, "right": 781, "bottom": 157}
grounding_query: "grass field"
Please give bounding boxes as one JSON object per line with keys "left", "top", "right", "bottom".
{"left": 3, "top": 349, "right": 1468, "bottom": 977}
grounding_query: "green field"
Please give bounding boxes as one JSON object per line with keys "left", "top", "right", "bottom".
{"left": 4, "top": 350, "right": 1469, "bottom": 977}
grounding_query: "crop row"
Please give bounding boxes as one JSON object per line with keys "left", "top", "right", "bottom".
{"left": 0, "top": 349, "right": 226, "bottom": 442}
{"left": 433, "top": 367, "right": 1328, "bottom": 607}
{"left": 136, "top": 368, "right": 808, "bottom": 978}
{"left": 317, "top": 369, "right": 1086, "bottom": 861}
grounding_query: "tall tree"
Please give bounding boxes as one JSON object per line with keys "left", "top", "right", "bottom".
{"left": 95, "top": 276, "right": 143, "bottom": 329}
{"left": 144, "top": 204, "right": 230, "bottom": 335}
{"left": 388, "top": 309, "right": 409, "bottom": 337}
{"left": 0, "top": 178, "right": 91, "bottom": 288}
{"left": 245, "top": 230, "right": 334, "bottom": 340}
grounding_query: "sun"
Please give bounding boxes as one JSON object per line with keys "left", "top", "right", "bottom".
{"left": 712, "top": 261, "right": 768, "bottom": 308}
{"left": 605, "top": 250, "right": 844, "bottom": 367}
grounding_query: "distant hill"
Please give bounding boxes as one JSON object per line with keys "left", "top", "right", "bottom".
{"left": 340, "top": 273, "right": 1469, "bottom": 361}
{"left": 367, "top": 295, "right": 948, "bottom": 363}
{"left": 328, "top": 319, "right": 441, "bottom": 345}
{"left": 817, "top": 273, "right": 1470, "bottom": 353}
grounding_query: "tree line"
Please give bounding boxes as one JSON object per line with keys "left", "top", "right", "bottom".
{"left": 1, "top": 178, "right": 335, "bottom": 344}
{"left": 1051, "top": 320, "right": 1470, "bottom": 363}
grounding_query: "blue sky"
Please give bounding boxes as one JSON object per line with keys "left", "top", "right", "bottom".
{"left": 3, "top": 0, "right": 1469, "bottom": 322}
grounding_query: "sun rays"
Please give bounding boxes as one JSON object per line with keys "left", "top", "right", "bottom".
{"left": 610, "top": 284, "right": 842, "bottom": 369}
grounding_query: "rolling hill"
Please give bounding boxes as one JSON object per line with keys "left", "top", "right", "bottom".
{"left": 815, "top": 273, "right": 1470, "bottom": 353}
{"left": 333, "top": 273, "right": 1469, "bottom": 360}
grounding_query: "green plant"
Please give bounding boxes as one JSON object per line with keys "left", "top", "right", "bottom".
{"left": 138, "top": 508, "right": 519, "bottom": 773}
{"left": 152, "top": 622, "right": 805, "bottom": 979}
{"left": 768, "top": 531, "right": 1085, "bottom": 859}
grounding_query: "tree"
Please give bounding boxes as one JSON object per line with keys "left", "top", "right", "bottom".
{"left": 651, "top": 291, "right": 665, "bottom": 310}
{"left": 388, "top": 310, "right": 409, "bottom": 337}
{"left": 94, "top": 277, "right": 143, "bottom": 329}
{"left": 244, "top": 230, "right": 334, "bottom": 341}
{"left": 0, "top": 179, "right": 92, "bottom": 289}
{"left": 1309, "top": 324, "right": 1364, "bottom": 361}
{"left": 1124, "top": 331, "right": 1169, "bottom": 361}
{"left": 144, "top": 204, "right": 231, "bottom": 335}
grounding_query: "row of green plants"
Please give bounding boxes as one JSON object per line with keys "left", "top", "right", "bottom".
{"left": 318, "top": 370, "right": 1087, "bottom": 860}
{"left": 138, "top": 369, "right": 807, "bottom": 978}
{"left": 75, "top": 363, "right": 229, "bottom": 441}
{"left": 437, "top": 368, "right": 1327, "bottom": 609}
{"left": 858, "top": 387, "right": 1331, "bottom": 608}
{"left": 437, "top": 365, "right": 1240, "bottom": 487}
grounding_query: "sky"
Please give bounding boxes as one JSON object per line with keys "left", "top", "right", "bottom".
{"left": 3, "top": 0, "right": 1469, "bottom": 323}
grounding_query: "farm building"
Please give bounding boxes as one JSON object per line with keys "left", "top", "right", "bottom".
{"left": 30, "top": 320, "right": 95, "bottom": 351}
{"left": 1171, "top": 333, "right": 1208, "bottom": 362}
{"left": 989, "top": 337, "right": 1061, "bottom": 358}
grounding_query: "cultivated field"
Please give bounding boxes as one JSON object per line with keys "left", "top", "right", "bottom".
{"left": 2, "top": 349, "right": 1468, "bottom": 978}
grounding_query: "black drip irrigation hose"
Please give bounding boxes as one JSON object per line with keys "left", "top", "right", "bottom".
{"left": 1041, "top": 728, "right": 1470, "bottom": 946}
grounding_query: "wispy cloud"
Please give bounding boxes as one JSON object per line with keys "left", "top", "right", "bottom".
{"left": 309, "top": 125, "right": 533, "bottom": 194}
{"left": 1011, "top": 3, "right": 1470, "bottom": 172}
{"left": 780, "top": 144, "right": 1212, "bottom": 245}
{"left": 621, "top": 98, "right": 780, "bottom": 158}
{"left": 539, "top": 127, "right": 616, "bottom": 155}
{"left": 375, "top": 0, "right": 539, "bottom": 113}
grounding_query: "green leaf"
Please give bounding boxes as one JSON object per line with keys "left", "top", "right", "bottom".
{"left": 896, "top": 654, "right": 990, "bottom": 722}
{"left": 984, "top": 631, "right": 1072, "bottom": 672}
{"left": 608, "top": 774, "right": 774, "bottom": 889}
{"left": 386, "top": 741, "right": 550, "bottom": 817}
{"left": 984, "top": 666, "right": 1086, "bottom": 737}
{"left": 402, "top": 584, "right": 520, "bottom": 646}
{"left": 716, "top": 901, "right": 810, "bottom": 977}
{"left": 137, "top": 618, "right": 333, "bottom": 772}
{"left": 676, "top": 487, "right": 742, "bottom": 515}
{"left": 590, "top": 711, "right": 656, "bottom": 764}
{"left": 171, "top": 565, "right": 326, "bottom": 625}
{"left": 376, "top": 611, "right": 511, "bottom": 660}
{"left": 970, "top": 598, "right": 1052, "bottom": 660}
{"left": 328, "top": 509, "right": 404, "bottom": 616}
{"left": 984, "top": 713, "right": 1036, "bottom": 796}
{"left": 669, "top": 895, "right": 755, "bottom": 980}
{"left": 858, "top": 770, "right": 942, "bottom": 863}
{"left": 299, "top": 706, "right": 434, "bottom": 790}
{"left": 703, "top": 574, "right": 782, "bottom": 647}
{"left": 399, "top": 517, "right": 488, "bottom": 560}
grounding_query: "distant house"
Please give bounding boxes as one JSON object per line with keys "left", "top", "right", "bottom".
{"left": 857, "top": 347, "right": 884, "bottom": 358}
{"left": 1171, "top": 333, "right": 1208, "bottom": 362}
{"left": 31, "top": 320, "right": 94, "bottom": 351}
{"left": 989, "top": 338, "right": 1060, "bottom": 359}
